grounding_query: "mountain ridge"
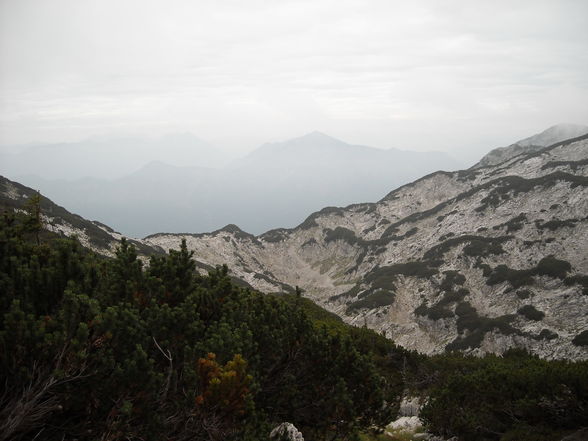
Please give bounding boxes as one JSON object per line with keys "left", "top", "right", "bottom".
{"left": 473, "top": 123, "right": 588, "bottom": 169}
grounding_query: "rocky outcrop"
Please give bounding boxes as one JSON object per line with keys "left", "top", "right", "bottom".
{"left": 145, "top": 134, "right": 588, "bottom": 360}
{"left": 270, "top": 423, "right": 305, "bottom": 441}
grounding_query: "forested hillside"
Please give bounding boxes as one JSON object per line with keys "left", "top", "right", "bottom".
{"left": 0, "top": 207, "right": 402, "bottom": 441}
{"left": 1, "top": 205, "right": 588, "bottom": 441}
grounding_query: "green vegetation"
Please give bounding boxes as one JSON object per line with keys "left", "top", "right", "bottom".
{"left": 346, "top": 290, "right": 395, "bottom": 314}
{"left": 260, "top": 228, "right": 289, "bottom": 243}
{"left": 486, "top": 265, "right": 534, "bottom": 288}
{"left": 446, "top": 302, "right": 518, "bottom": 351}
{"left": 252, "top": 272, "right": 296, "bottom": 293}
{"left": 485, "top": 255, "right": 572, "bottom": 288}
{"left": 415, "top": 302, "right": 454, "bottom": 320}
{"left": 414, "top": 272, "right": 469, "bottom": 321}
{"left": 517, "top": 305, "right": 545, "bottom": 321}
{"left": 535, "top": 255, "right": 572, "bottom": 278}
{"left": 565, "top": 274, "right": 588, "bottom": 295}
{"left": 535, "top": 218, "right": 578, "bottom": 231}
{"left": 439, "top": 270, "right": 465, "bottom": 291}
{"left": 536, "top": 329, "right": 558, "bottom": 340}
{"left": 424, "top": 235, "right": 510, "bottom": 261}
{"left": 572, "top": 330, "right": 588, "bottom": 347}
{"left": 0, "top": 210, "right": 401, "bottom": 441}
{"left": 3, "top": 195, "right": 588, "bottom": 441}
{"left": 324, "top": 226, "right": 361, "bottom": 246}
{"left": 541, "top": 157, "right": 588, "bottom": 171}
{"left": 418, "top": 351, "right": 588, "bottom": 441}
{"left": 475, "top": 172, "right": 588, "bottom": 212}
{"left": 381, "top": 226, "right": 418, "bottom": 241}
{"left": 365, "top": 262, "right": 438, "bottom": 291}
{"left": 516, "top": 289, "right": 532, "bottom": 299}
{"left": 493, "top": 213, "right": 527, "bottom": 232}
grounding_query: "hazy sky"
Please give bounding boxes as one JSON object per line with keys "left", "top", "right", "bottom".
{"left": 1, "top": 0, "right": 587, "bottom": 161}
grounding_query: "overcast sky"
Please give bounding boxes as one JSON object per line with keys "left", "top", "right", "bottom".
{"left": 1, "top": 0, "right": 587, "bottom": 161}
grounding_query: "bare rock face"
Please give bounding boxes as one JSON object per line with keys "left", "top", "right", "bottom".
{"left": 270, "top": 422, "right": 305, "bottom": 441}
{"left": 145, "top": 134, "right": 588, "bottom": 360}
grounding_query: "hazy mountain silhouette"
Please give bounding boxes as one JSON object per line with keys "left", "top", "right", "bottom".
{"left": 10, "top": 132, "right": 459, "bottom": 237}
{"left": 0, "top": 133, "right": 228, "bottom": 180}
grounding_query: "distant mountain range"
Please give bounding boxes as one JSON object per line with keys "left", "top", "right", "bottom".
{"left": 6, "top": 131, "right": 460, "bottom": 236}
{"left": 0, "top": 133, "right": 228, "bottom": 180}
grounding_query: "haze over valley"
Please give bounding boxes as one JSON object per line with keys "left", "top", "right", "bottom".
{"left": 2, "top": 131, "right": 463, "bottom": 236}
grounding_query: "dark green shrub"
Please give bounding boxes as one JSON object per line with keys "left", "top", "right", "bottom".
{"left": 324, "top": 226, "right": 360, "bottom": 245}
{"left": 346, "top": 289, "right": 395, "bottom": 313}
{"left": 518, "top": 305, "right": 545, "bottom": 321}
{"left": 494, "top": 213, "right": 527, "bottom": 232}
{"left": 564, "top": 274, "right": 588, "bottom": 295}
{"left": 420, "top": 354, "right": 588, "bottom": 441}
{"left": 414, "top": 303, "right": 429, "bottom": 316}
{"left": 572, "top": 330, "right": 588, "bottom": 346}
{"left": 534, "top": 255, "right": 571, "bottom": 279}
{"left": 446, "top": 302, "right": 518, "bottom": 351}
{"left": 426, "top": 304, "right": 454, "bottom": 320}
{"left": 516, "top": 289, "right": 532, "bottom": 299}
{"left": 536, "top": 329, "right": 558, "bottom": 340}
{"left": 362, "top": 261, "right": 437, "bottom": 293}
{"left": 486, "top": 265, "right": 534, "bottom": 288}
{"left": 424, "top": 235, "right": 510, "bottom": 260}
{"left": 536, "top": 218, "right": 577, "bottom": 231}
{"left": 440, "top": 270, "right": 466, "bottom": 291}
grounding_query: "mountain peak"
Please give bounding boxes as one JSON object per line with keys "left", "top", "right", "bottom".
{"left": 474, "top": 123, "right": 588, "bottom": 168}
{"left": 516, "top": 123, "right": 588, "bottom": 147}
{"left": 275, "top": 131, "right": 349, "bottom": 149}
{"left": 298, "top": 131, "right": 341, "bottom": 142}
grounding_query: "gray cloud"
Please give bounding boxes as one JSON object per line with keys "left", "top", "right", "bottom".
{"left": 1, "top": 0, "right": 587, "bottom": 161}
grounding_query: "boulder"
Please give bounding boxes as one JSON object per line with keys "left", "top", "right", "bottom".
{"left": 270, "top": 422, "right": 304, "bottom": 441}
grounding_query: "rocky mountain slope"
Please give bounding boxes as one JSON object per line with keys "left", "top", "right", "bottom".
{"left": 145, "top": 134, "right": 588, "bottom": 360}
{"left": 474, "top": 123, "right": 588, "bottom": 168}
